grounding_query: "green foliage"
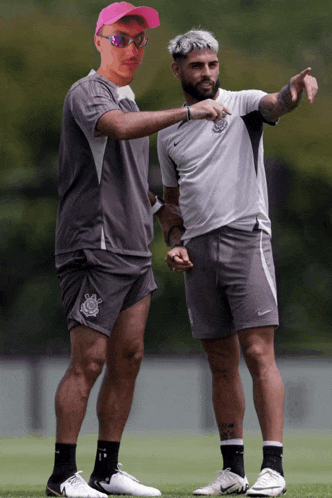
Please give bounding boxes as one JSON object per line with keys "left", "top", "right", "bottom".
{"left": 1, "top": 0, "right": 332, "bottom": 356}
{"left": 271, "top": 178, "right": 332, "bottom": 354}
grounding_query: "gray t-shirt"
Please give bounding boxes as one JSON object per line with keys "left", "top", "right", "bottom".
{"left": 55, "top": 70, "right": 153, "bottom": 256}
{"left": 158, "top": 88, "right": 275, "bottom": 241}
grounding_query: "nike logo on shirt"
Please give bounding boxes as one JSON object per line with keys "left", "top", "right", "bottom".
{"left": 257, "top": 309, "right": 272, "bottom": 316}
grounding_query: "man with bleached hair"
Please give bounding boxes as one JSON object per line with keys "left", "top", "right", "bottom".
{"left": 158, "top": 29, "right": 318, "bottom": 497}
{"left": 47, "top": 5, "right": 229, "bottom": 498}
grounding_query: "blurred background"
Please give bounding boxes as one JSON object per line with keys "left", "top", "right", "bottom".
{"left": 1, "top": 0, "right": 332, "bottom": 436}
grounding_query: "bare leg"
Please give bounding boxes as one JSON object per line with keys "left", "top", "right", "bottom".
{"left": 238, "top": 326, "right": 284, "bottom": 442}
{"left": 202, "top": 334, "right": 245, "bottom": 440}
{"left": 55, "top": 326, "right": 107, "bottom": 444}
{"left": 97, "top": 294, "right": 151, "bottom": 441}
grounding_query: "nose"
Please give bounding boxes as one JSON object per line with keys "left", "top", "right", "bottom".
{"left": 125, "top": 41, "right": 139, "bottom": 56}
{"left": 201, "top": 64, "right": 213, "bottom": 78}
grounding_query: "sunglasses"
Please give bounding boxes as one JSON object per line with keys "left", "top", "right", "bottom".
{"left": 97, "top": 33, "right": 148, "bottom": 49}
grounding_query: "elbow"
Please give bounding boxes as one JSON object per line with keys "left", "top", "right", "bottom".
{"left": 111, "top": 128, "right": 128, "bottom": 140}
{"left": 110, "top": 118, "right": 131, "bottom": 140}
{"left": 103, "top": 123, "right": 128, "bottom": 140}
{"left": 97, "top": 112, "right": 130, "bottom": 140}
{"left": 107, "top": 124, "right": 137, "bottom": 141}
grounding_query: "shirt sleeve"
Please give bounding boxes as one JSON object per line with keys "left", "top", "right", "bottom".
{"left": 157, "top": 131, "right": 179, "bottom": 188}
{"left": 242, "top": 89, "right": 267, "bottom": 114}
{"left": 68, "top": 78, "right": 120, "bottom": 138}
{"left": 241, "top": 89, "right": 278, "bottom": 126}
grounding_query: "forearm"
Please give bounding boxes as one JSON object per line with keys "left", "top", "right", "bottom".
{"left": 154, "top": 186, "right": 184, "bottom": 246}
{"left": 169, "top": 225, "right": 185, "bottom": 248}
{"left": 148, "top": 191, "right": 156, "bottom": 206}
{"left": 98, "top": 107, "right": 188, "bottom": 140}
{"left": 97, "top": 98, "right": 232, "bottom": 140}
{"left": 278, "top": 82, "right": 303, "bottom": 112}
{"left": 259, "top": 83, "right": 303, "bottom": 123}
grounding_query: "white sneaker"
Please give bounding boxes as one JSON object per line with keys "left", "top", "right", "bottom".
{"left": 193, "top": 468, "right": 249, "bottom": 495}
{"left": 46, "top": 471, "right": 108, "bottom": 498}
{"left": 246, "top": 468, "right": 286, "bottom": 496}
{"left": 88, "top": 464, "right": 161, "bottom": 496}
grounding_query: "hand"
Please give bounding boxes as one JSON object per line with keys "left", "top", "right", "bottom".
{"left": 290, "top": 67, "right": 318, "bottom": 104}
{"left": 157, "top": 204, "right": 184, "bottom": 246}
{"left": 166, "top": 246, "right": 194, "bottom": 273}
{"left": 189, "top": 99, "right": 232, "bottom": 123}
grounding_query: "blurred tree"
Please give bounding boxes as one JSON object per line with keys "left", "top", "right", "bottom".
{"left": 1, "top": 0, "right": 332, "bottom": 357}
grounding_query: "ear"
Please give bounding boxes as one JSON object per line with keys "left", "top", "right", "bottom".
{"left": 94, "top": 34, "right": 102, "bottom": 54}
{"left": 171, "top": 61, "right": 181, "bottom": 79}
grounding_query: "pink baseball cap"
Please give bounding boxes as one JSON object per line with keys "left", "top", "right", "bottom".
{"left": 95, "top": 2, "right": 160, "bottom": 35}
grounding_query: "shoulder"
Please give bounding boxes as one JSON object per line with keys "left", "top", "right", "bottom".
{"left": 68, "top": 72, "right": 117, "bottom": 100}
{"left": 218, "top": 88, "right": 267, "bottom": 116}
{"left": 218, "top": 88, "right": 267, "bottom": 103}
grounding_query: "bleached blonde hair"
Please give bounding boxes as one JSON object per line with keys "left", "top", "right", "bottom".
{"left": 168, "top": 29, "right": 219, "bottom": 61}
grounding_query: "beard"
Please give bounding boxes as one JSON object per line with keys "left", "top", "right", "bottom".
{"left": 181, "top": 77, "right": 220, "bottom": 101}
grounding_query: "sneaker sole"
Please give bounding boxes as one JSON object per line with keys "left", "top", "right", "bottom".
{"left": 46, "top": 486, "right": 65, "bottom": 496}
{"left": 193, "top": 488, "right": 248, "bottom": 495}
{"left": 246, "top": 489, "right": 286, "bottom": 497}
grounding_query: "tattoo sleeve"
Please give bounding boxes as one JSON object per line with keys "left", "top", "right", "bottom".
{"left": 259, "top": 83, "right": 303, "bottom": 122}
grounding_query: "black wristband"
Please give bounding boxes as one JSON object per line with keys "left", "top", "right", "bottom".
{"left": 186, "top": 106, "right": 192, "bottom": 121}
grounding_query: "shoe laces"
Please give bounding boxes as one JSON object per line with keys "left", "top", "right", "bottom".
{"left": 209, "top": 468, "right": 233, "bottom": 485}
{"left": 66, "top": 471, "right": 89, "bottom": 490}
{"left": 255, "top": 469, "right": 280, "bottom": 486}
{"left": 116, "top": 464, "right": 139, "bottom": 483}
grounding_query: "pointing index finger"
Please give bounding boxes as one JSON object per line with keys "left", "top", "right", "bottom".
{"left": 299, "top": 67, "right": 312, "bottom": 81}
{"left": 219, "top": 103, "right": 232, "bottom": 115}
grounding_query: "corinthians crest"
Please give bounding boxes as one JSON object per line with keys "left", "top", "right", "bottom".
{"left": 212, "top": 117, "right": 228, "bottom": 133}
{"left": 80, "top": 293, "right": 102, "bottom": 317}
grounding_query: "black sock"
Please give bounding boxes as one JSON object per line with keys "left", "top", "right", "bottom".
{"left": 220, "top": 445, "right": 245, "bottom": 478}
{"left": 50, "top": 443, "right": 77, "bottom": 482}
{"left": 261, "top": 445, "right": 284, "bottom": 476}
{"left": 91, "top": 441, "right": 121, "bottom": 480}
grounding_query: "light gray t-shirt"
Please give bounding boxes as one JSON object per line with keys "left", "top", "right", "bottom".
{"left": 56, "top": 70, "right": 153, "bottom": 256}
{"left": 157, "top": 88, "right": 275, "bottom": 241}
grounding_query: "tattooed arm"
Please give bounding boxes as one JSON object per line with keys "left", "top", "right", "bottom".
{"left": 259, "top": 67, "right": 318, "bottom": 123}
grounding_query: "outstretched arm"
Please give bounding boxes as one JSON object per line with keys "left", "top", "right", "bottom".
{"left": 97, "top": 99, "right": 231, "bottom": 140}
{"left": 259, "top": 67, "right": 318, "bottom": 123}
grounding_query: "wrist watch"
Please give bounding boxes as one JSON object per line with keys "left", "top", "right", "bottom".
{"left": 151, "top": 196, "right": 165, "bottom": 215}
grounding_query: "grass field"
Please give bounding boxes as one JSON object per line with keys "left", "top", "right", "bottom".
{"left": 1, "top": 432, "right": 331, "bottom": 498}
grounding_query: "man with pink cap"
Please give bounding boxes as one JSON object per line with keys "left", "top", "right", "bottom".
{"left": 47, "top": 2, "right": 228, "bottom": 498}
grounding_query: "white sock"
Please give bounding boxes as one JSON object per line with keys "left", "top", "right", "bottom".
{"left": 263, "top": 441, "right": 283, "bottom": 447}
{"left": 220, "top": 439, "right": 244, "bottom": 446}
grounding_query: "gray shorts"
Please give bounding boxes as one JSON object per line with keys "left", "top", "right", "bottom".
{"left": 55, "top": 249, "right": 157, "bottom": 337}
{"left": 184, "top": 226, "right": 279, "bottom": 339}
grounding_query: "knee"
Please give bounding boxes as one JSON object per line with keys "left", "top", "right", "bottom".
{"left": 121, "top": 342, "right": 144, "bottom": 371}
{"left": 202, "top": 341, "right": 240, "bottom": 381}
{"left": 70, "top": 353, "right": 105, "bottom": 383}
{"left": 242, "top": 342, "right": 273, "bottom": 378}
{"left": 107, "top": 340, "right": 144, "bottom": 378}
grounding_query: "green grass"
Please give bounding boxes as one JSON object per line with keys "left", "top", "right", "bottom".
{"left": 1, "top": 432, "right": 331, "bottom": 498}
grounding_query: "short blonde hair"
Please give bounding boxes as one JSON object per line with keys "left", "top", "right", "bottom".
{"left": 168, "top": 29, "right": 219, "bottom": 61}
